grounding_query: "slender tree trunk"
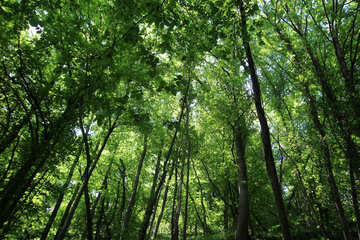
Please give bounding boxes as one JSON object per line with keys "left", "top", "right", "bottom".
{"left": 55, "top": 118, "right": 117, "bottom": 240}
{"left": 149, "top": 183, "right": 162, "bottom": 237}
{"left": 138, "top": 146, "right": 163, "bottom": 240}
{"left": 224, "top": 204, "right": 229, "bottom": 233}
{"left": 182, "top": 132, "right": 191, "bottom": 240}
{"left": 238, "top": 2, "right": 291, "bottom": 239}
{"left": 54, "top": 182, "right": 80, "bottom": 240}
{"left": 152, "top": 161, "right": 175, "bottom": 240}
{"left": 304, "top": 84, "right": 351, "bottom": 240}
{"left": 271, "top": 24, "right": 346, "bottom": 239}
{"left": 0, "top": 100, "right": 80, "bottom": 230}
{"left": 0, "top": 115, "right": 28, "bottom": 155}
{"left": 95, "top": 196, "right": 106, "bottom": 240}
{"left": 40, "top": 148, "right": 81, "bottom": 240}
{"left": 192, "top": 161, "right": 209, "bottom": 236}
{"left": 234, "top": 121, "right": 249, "bottom": 240}
{"left": 81, "top": 159, "right": 113, "bottom": 240}
{"left": 1, "top": 136, "right": 20, "bottom": 182}
{"left": 119, "top": 158, "right": 127, "bottom": 222}
{"left": 172, "top": 151, "right": 185, "bottom": 240}
{"left": 189, "top": 191, "right": 206, "bottom": 235}
{"left": 120, "top": 135, "right": 148, "bottom": 240}
{"left": 349, "top": 161, "right": 360, "bottom": 240}
{"left": 80, "top": 118, "right": 94, "bottom": 240}
{"left": 171, "top": 157, "right": 179, "bottom": 238}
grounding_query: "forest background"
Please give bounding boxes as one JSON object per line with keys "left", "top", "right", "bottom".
{"left": 0, "top": 0, "right": 360, "bottom": 239}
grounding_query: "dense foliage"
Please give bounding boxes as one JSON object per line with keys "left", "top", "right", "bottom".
{"left": 1, "top": 0, "right": 359, "bottom": 239}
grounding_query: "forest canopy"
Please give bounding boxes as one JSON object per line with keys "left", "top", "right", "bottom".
{"left": 0, "top": 0, "right": 360, "bottom": 239}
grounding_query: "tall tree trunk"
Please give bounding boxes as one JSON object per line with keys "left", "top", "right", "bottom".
{"left": 54, "top": 118, "right": 117, "bottom": 240}
{"left": 238, "top": 2, "right": 291, "bottom": 239}
{"left": 182, "top": 129, "right": 191, "bottom": 240}
{"left": 271, "top": 23, "right": 347, "bottom": 239}
{"left": 192, "top": 161, "right": 209, "bottom": 236}
{"left": 138, "top": 146, "right": 163, "bottom": 240}
{"left": 80, "top": 117, "right": 94, "bottom": 240}
{"left": 95, "top": 196, "right": 106, "bottom": 240}
{"left": 172, "top": 151, "right": 185, "bottom": 240}
{"left": 189, "top": 191, "right": 207, "bottom": 235}
{"left": 171, "top": 157, "right": 179, "bottom": 238}
{"left": 0, "top": 100, "right": 81, "bottom": 230}
{"left": 120, "top": 135, "right": 148, "bottom": 240}
{"left": 304, "top": 84, "right": 351, "bottom": 240}
{"left": 349, "top": 161, "right": 360, "bottom": 240}
{"left": 54, "top": 182, "right": 80, "bottom": 240}
{"left": 81, "top": 158, "right": 113, "bottom": 240}
{"left": 149, "top": 183, "right": 162, "bottom": 237}
{"left": 40, "top": 148, "right": 81, "bottom": 240}
{"left": 234, "top": 120, "right": 249, "bottom": 240}
{"left": 152, "top": 161, "right": 175, "bottom": 240}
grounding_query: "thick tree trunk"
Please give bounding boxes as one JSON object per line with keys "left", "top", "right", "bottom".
{"left": 0, "top": 100, "right": 81, "bottom": 231}
{"left": 119, "top": 135, "right": 148, "bottom": 240}
{"left": 238, "top": 2, "right": 291, "bottom": 239}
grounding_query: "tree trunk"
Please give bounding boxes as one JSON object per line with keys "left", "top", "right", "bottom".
{"left": 171, "top": 157, "right": 179, "bottom": 238}
{"left": 172, "top": 151, "right": 185, "bottom": 240}
{"left": 120, "top": 135, "right": 148, "bottom": 240}
{"left": 234, "top": 120, "right": 249, "bottom": 240}
{"left": 238, "top": 2, "right": 291, "bottom": 239}
{"left": 55, "top": 118, "right": 117, "bottom": 240}
{"left": 349, "top": 162, "right": 360, "bottom": 240}
{"left": 182, "top": 131, "right": 191, "bottom": 240}
{"left": 304, "top": 84, "right": 351, "bottom": 240}
{"left": 192, "top": 161, "right": 209, "bottom": 236}
{"left": 40, "top": 148, "right": 81, "bottom": 240}
{"left": 152, "top": 161, "right": 175, "bottom": 240}
{"left": 80, "top": 118, "right": 94, "bottom": 240}
{"left": 138, "top": 146, "right": 163, "bottom": 240}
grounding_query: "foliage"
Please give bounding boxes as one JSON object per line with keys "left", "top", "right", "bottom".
{"left": 1, "top": 0, "right": 359, "bottom": 239}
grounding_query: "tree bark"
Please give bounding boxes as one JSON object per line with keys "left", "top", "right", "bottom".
{"left": 304, "top": 84, "right": 351, "bottom": 240}
{"left": 234, "top": 120, "right": 249, "bottom": 240}
{"left": 182, "top": 128, "right": 191, "bottom": 240}
{"left": 120, "top": 135, "right": 148, "bottom": 240}
{"left": 80, "top": 117, "right": 94, "bottom": 240}
{"left": 152, "top": 160, "right": 175, "bottom": 240}
{"left": 40, "top": 148, "right": 81, "bottom": 240}
{"left": 192, "top": 161, "right": 210, "bottom": 236}
{"left": 171, "top": 156, "right": 179, "bottom": 238}
{"left": 238, "top": 2, "right": 291, "bottom": 239}
{"left": 54, "top": 118, "right": 117, "bottom": 240}
{"left": 138, "top": 146, "right": 163, "bottom": 240}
